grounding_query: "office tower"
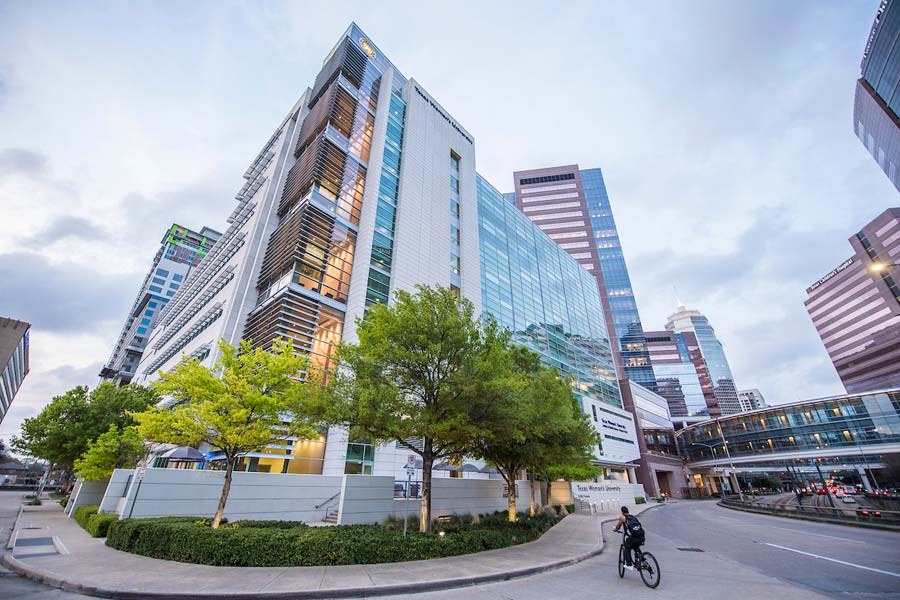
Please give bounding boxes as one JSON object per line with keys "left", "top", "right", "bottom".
{"left": 738, "top": 388, "right": 767, "bottom": 412}
{"left": 645, "top": 329, "right": 719, "bottom": 426}
{"left": 804, "top": 207, "right": 900, "bottom": 393}
{"left": 479, "top": 176, "right": 638, "bottom": 472}
{"left": 0, "top": 317, "right": 30, "bottom": 424}
{"left": 855, "top": 0, "right": 900, "bottom": 193}
{"left": 135, "top": 24, "right": 637, "bottom": 477}
{"left": 101, "top": 224, "right": 220, "bottom": 385}
{"left": 664, "top": 305, "right": 741, "bottom": 415}
{"left": 509, "top": 165, "right": 656, "bottom": 392}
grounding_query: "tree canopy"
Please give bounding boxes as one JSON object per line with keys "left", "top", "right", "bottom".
{"left": 11, "top": 382, "right": 157, "bottom": 470}
{"left": 74, "top": 425, "right": 146, "bottom": 481}
{"left": 131, "top": 338, "right": 319, "bottom": 528}
{"left": 468, "top": 336, "right": 599, "bottom": 520}
{"left": 319, "top": 285, "right": 490, "bottom": 532}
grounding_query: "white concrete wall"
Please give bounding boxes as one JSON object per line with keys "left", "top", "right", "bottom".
{"left": 570, "top": 481, "right": 647, "bottom": 514}
{"left": 99, "top": 469, "right": 133, "bottom": 513}
{"left": 338, "top": 475, "right": 530, "bottom": 525}
{"left": 113, "top": 468, "right": 342, "bottom": 522}
{"left": 66, "top": 478, "right": 110, "bottom": 516}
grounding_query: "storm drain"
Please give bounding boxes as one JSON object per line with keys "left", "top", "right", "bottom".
{"left": 676, "top": 547, "right": 704, "bottom": 552}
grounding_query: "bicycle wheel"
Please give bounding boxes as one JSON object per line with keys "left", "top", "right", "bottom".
{"left": 618, "top": 545, "right": 625, "bottom": 578}
{"left": 639, "top": 551, "right": 661, "bottom": 588}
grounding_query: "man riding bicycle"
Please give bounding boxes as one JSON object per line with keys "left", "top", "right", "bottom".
{"left": 613, "top": 506, "right": 644, "bottom": 571}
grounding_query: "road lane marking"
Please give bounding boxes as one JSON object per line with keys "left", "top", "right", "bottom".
{"left": 764, "top": 543, "right": 900, "bottom": 578}
{"left": 769, "top": 526, "right": 866, "bottom": 544}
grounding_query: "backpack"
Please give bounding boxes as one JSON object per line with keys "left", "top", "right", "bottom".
{"left": 624, "top": 514, "right": 644, "bottom": 537}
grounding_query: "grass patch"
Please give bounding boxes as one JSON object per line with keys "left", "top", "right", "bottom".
{"left": 106, "top": 511, "right": 562, "bottom": 566}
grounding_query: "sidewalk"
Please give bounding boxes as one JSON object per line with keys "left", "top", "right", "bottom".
{"left": 3, "top": 500, "right": 665, "bottom": 599}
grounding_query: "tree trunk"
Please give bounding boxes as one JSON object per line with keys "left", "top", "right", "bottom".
{"left": 420, "top": 443, "right": 433, "bottom": 533}
{"left": 529, "top": 478, "right": 536, "bottom": 517}
{"left": 506, "top": 471, "right": 517, "bottom": 522}
{"left": 212, "top": 456, "right": 235, "bottom": 529}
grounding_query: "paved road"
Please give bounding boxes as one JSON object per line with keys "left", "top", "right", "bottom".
{"left": 1, "top": 492, "right": 897, "bottom": 599}
{"left": 376, "top": 501, "right": 900, "bottom": 600}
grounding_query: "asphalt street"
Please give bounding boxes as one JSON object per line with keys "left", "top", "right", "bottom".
{"left": 0, "top": 491, "right": 897, "bottom": 600}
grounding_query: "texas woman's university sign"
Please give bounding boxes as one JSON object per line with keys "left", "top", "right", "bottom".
{"left": 571, "top": 481, "right": 647, "bottom": 510}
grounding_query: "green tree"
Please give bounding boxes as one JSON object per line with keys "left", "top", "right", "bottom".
{"left": 469, "top": 340, "right": 599, "bottom": 521}
{"left": 131, "top": 338, "right": 318, "bottom": 528}
{"left": 12, "top": 383, "right": 157, "bottom": 472}
{"left": 74, "top": 425, "right": 146, "bottom": 481}
{"left": 320, "top": 285, "right": 487, "bottom": 532}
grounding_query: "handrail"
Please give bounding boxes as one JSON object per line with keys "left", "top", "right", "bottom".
{"left": 315, "top": 491, "right": 340, "bottom": 510}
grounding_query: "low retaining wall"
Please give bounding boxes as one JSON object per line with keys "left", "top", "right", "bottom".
{"left": 105, "top": 468, "right": 343, "bottom": 522}
{"left": 65, "top": 478, "right": 109, "bottom": 516}
{"left": 339, "top": 475, "right": 530, "bottom": 525}
{"left": 719, "top": 499, "right": 900, "bottom": 532}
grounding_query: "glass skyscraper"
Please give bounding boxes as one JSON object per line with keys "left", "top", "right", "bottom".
{"left": 102, "top": 223, "right": 220, "bottom": 384}
{"left": 509, "top": 165, "right": 656, "bottom": 392}
{"left": 855, "top": 0, "right": 900, "bottom": 193}
{"left": 665, "top": 306, "right": 741, "bottom": 415}
{"left": 478, "top": 175, "right": 639, "bottom": 467}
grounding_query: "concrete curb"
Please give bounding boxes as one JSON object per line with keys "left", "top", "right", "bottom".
{"left": 718, "top": 500, "right": 900, "bottom": 532}
{"left": 3, "top": 502, "right": 670, "bottom": 599}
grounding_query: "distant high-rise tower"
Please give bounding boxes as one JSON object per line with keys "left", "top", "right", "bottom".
{"left": 509, "top": 165, "right": 656, "bottom": 392}
{"left": 738, "top": 389, "right": 767, "bottom": 412}
{"left": 101, "top": 224, "right": 220, "bottom": 385}
{"left": 644, "top": 329, "right": 720, "bottom": 427}
{"left": 664, "top": 305, "right": 741, "bottom": 415}
{"left": 855, "top": 0, "right": 900, "bottom": 193}
{"left": 804, "top": 208, "right": 900, "bottom": 393}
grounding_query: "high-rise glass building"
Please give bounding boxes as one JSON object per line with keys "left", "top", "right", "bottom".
{"left": 805, "top": 207, "right": 900, "bottom": 393}
{"left": 102, "top": 224, "right": 220, "bottom": 385}
{"left": 644, "top": 329, "right": 719, "bottom": 426}
{"left": 134, "top": 24, "right": 639, "bottom": 478}
{"left": 478, "top": 176, "right": 638, "bottom": 468}
{"left": 663, "top": 305, "right": 741, "bottom": 416}
{"left": 738, "top": 388, "right": 767, "bottom": 412}
{"left": 855, "top": 0, "right": 900, "bottom": 193}
{"left": 508, "top": 165, "right": 656, "bottom": 392}
{"left": 0, "top": 317, "right": 30, "bottom": 424}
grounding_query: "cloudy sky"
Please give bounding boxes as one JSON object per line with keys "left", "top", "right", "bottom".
{"left": 0, "top": 1, "right": 896, "bottom": 446}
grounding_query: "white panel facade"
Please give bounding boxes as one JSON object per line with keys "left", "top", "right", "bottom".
{"left": 134, "top": 92, "right": 310, "bottom": 382}
{"left": 391, "top": 79, "right": 480, "bottom": 314}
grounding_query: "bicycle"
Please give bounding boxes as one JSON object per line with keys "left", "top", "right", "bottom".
{"left": 617, "top": 531, "right": 661, "bottom": 588}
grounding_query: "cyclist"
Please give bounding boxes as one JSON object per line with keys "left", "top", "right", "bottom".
{"left": 613, "top": 506, "right": 644, "bottom": 570}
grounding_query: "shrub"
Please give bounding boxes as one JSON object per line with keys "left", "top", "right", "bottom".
{"left": 26, "top": 497, "right": 42, "bottom": 506}
{"left": 73, "top": 505, "right": 99, "bottom": 530}
{"left": 565, "top": 504, "right": 575, "bottom": 513}
{"left": 635, "top": 496, "right": 646, "bottom": 505}
{"left": 106, "top": 514, "right": 563, "bottom": 567}
{"left": 59, "top": 497, "right": 68, "bottom": 508}
{"left": 86, "top": 513, "right": 119, "bottom": 538}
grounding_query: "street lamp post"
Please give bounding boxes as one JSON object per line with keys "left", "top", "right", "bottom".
{"left": 715, "top": 418, "right": 745, "bottom": 502}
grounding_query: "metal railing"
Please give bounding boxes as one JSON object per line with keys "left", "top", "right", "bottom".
{"left": 720, "top": 497, "right": 900, "bottom": 527}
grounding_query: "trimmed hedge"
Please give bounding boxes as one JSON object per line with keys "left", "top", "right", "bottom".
{"left": 106, "top": 512, "right": 562, "bottom": 567}
{"left": 635, "top": 496, "right": 646, "bottom": 504}
{"left": 73, "top": 505, "right": 99, "bottom": 529}
{"left": 72, "top": 505, "right": 120, "bottom": 538}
